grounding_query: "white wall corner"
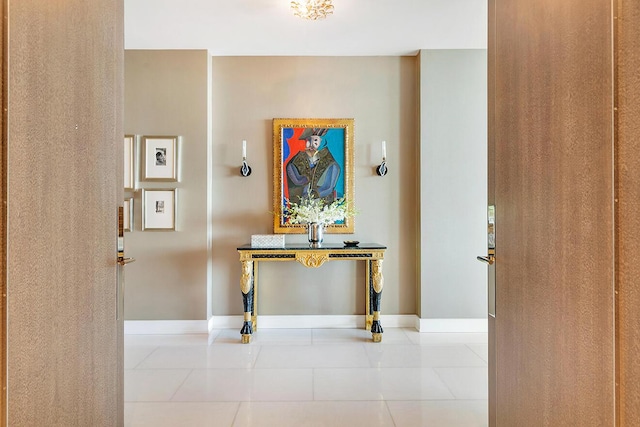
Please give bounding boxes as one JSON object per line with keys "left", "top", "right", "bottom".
{"left": 208, "top": 315, "right": 243, "bottom": 331}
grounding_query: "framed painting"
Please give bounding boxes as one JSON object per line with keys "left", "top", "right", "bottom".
{"left": 142, "top": 189, "right": 177, "bottom": 231}
{"left": 273, "top": 118, "right": 355, "bottom": 234}
{"left": 141, "top": 135, "right": 179, "bottom": 181}
{"left": 123, "top": 197, "right": 134, "bottom": 232}
{"left": 124, "top": 135, "right": 136, "bottom": 190}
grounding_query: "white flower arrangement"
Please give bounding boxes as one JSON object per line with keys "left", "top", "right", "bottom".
{"left": 285, "top": 193, "right": 357, "bottom": 226}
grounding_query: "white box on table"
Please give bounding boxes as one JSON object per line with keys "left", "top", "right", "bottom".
{"left": 251, "top": 234, "right": 285, "bottom": 248}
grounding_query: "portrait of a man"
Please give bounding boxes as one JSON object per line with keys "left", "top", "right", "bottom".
{"left": 285, "top": 128, "right": 341, "bottom": 204}
{"left": 273, "top": 118, "right": 354, "bottom": 234}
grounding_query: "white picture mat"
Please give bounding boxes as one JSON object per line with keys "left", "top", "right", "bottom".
{"left": 124, "top": 135, "right": 135, "bottom": 189}
{"left": 143, "top": 136, "right": 177, "bottom": 180}
{"left": 143, "top": 189, "right": 176, "bottom": 230}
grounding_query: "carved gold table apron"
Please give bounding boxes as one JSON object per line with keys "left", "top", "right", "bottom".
{"left": 237, "top": 243, "right": 386, "bottom": 344}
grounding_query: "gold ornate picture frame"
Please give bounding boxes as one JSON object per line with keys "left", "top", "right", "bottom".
{"left": 273, "top": 118, "right": 355, "bottom": 234}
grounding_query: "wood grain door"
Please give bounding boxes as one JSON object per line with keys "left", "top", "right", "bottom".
{"left": 616, "top": 1, "right": 640, "bottom": 425}
{"left": 2, "top": 0, "right": 124, "bottom": 425}
{"left": 489, "top": 0, "right": 616, "bottom": 425}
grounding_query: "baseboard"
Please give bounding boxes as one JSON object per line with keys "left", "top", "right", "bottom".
{"left": 125, "top": 316, "right": 487, "bottom": 334}
{"left": 208, "top": 315, "right": 416, "bottom": 330}
{"left": 416, "top": 318, "right": 488, "bottom": 333}
{"left": 124, "top": 320, "right": 208, "bottom": 335}
{"left": 208, "top": 316, "right": 243, "bottom": 330}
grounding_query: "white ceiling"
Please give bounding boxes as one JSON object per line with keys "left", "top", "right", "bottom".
{"left": 124, "top": 0, "right": 487, "bottom": 56}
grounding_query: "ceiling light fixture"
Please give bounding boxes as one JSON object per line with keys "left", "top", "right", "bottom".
{"left": 291, "top": 0, "right": 335, "bottom": 20}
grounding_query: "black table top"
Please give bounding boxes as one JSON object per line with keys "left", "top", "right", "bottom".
{"left": 237, "top": 243, "right": 386, "bottom": 251}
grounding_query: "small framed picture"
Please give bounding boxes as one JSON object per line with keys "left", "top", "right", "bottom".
{"left": 141, "top": 135, "right": 179, "bottom": 181}
{"left": 124, "top": 135, "right": 136, "bottom": 190}
{"left": 123, "top": 197, "right": 134, "bottom": 232}
{"left": 142, "top": 189, "right": 177, "bottom": 231}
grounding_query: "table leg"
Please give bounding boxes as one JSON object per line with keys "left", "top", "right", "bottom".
{"left": 251, "top": 262, "right": 258, "bottom": 332}
{"left": 365, "top": 260, "right": 372, "bottom": 330}
{"left": 240, "top": 260, "right": 254, "bottom": 343}
{"left": 371, "top": 259, "right": 384, "bottom": 343}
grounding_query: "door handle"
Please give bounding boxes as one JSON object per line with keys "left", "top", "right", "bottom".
{"left": 476, "top": 254, "right": 495, "bottom": 265}
{"left": 118, "top": 257, "right": 136, "bottom": 266}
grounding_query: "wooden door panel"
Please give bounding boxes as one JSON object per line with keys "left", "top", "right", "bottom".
{"left": 491, "top": 0, "right": 615, "bottom": 425}
{"left": 4, "top": 0, "right": 123, "bottom": 425}
{"left": 617, "top": 0, "right": 640, "bottom": 424}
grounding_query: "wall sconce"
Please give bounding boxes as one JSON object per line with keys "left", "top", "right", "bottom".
{"left": 376, "top": 140, "right": 388, "bottom": 176}
{"left": 240, "top": 140, "right": 252, "bottom": 177}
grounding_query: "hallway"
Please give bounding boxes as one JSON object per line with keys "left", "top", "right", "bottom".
{"left": 124, "top": 328, "right": 488, "bottom": 426}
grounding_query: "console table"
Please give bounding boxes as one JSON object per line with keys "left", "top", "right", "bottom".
{"left": 237, "top": 243, "right": 386, "bottom": 344}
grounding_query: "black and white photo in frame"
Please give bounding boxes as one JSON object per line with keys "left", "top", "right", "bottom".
{"left": 142, "top": 135, "right": 179, "bottom": 181}
{"left": 142, "top": 189, "right": 177, "bottom": 231}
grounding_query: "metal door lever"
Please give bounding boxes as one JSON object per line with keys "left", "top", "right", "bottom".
{"left": 118, "top": 257, "right": 136, "bottom": 266}
{"left": 476, "top": 255, "right": 495, "bottom": 265}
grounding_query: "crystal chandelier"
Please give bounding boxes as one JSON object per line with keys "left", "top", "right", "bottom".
{"left": 291, "top": 0, "right": 335, "bottom": 20}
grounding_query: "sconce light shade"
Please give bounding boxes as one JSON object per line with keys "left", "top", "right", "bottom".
{"left": 240, "top": 140, "right": 252, "bottom": 177}
{"left": 376, "top": 140, "right": 388, "bottom": 176}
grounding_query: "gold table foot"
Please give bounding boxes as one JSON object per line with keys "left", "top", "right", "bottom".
{"left": 372, "top": 333, "right": 382, "bottom": 343}
{"left": 241, "top": 334, "right": 252, "bottom": 344}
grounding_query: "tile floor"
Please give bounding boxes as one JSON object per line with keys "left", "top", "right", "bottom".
{"left": 125, "top": 328, "right": 488, "bottom": 427}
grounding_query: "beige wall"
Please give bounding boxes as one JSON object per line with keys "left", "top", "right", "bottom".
{"left": 124, "top": 50, "right": 209, "bottom": 320}
{"left": 419, "top": 50, "right": 487, "bottom": 319}
{"left": 124, "top": 52, "right": 419, "bottom": 320}
{"left": 123, "top": 53, "right": 418, "bottom": 319}
{"left": 211, "top": 56, "right": 418, "bottom": 316}
{"left": 122, "top": 51, "right": 492, "bottom": 323}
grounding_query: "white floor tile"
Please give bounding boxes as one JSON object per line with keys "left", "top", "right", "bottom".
{"left": 313, "top": 328, "right": 413, "bottom": 344}
{"left": 254, "top": 344, "right": 370, "bottom": 369}
{"left": 387, "top": 400, "right": 488, "bottom": 427}
{"left": 172, "top": 368, "right": 313, "bottom": 402}
{"left": 434, "top": 367, "right": 488, "bottom": 399}
{"left": 124, "top": 402, "right": 239, "bottom": 427}
{"left": 214, "top": 328, "right": 312, "bottom": 345}
{"left": 232, "top": 401, "right": 395, "bottom": 427}
{"left": 136, "top": 344, "right": 261, "bottom": 369}
{"left": 124, "top": 369, "right": 192, "bottom": 402}
{"left": 404, "top": 331, "right": 489, "bottom": 345}
{"left": 467, "top": 343, "right": 489, "bottom": 363}
{"left": 124, "top": 345, "right": 158, "bottom": 369}
{"left": 123, "top": 329, "right": 491, "bottom": 425}
{"left": 125, "top": 333, "right": 216, "bottom": 347}
{"left": 366, "top": 344, "right": 487, "bottom": 368}
{"left": 314, "top": 368, "right": 455, "bottom": 401}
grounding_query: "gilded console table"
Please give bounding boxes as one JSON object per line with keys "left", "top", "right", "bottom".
{"left": 237, "top": 243, "right": 386, "bottom": 344}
